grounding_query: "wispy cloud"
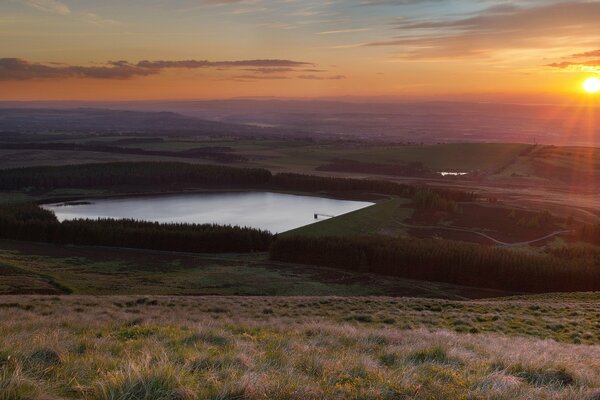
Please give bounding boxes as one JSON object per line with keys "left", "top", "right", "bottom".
{"left": 242, "top": 67, "right": 296, "bottom": 74}
{"left": 297, "top": 74, "right": 346, "bottom": 80}
{"left": 546, "top": 49, "right": 600, "bottom": 73}
{"left": 80, "top": 12, "right": 120, "bottom": 26}
{"left": 232, "top": 75, "right": 290, "bottom": 81}
{"left": 358, "top": 0, "right": 443, "bottom": 5}
{"left": 18, "top": 0, "right": 70, "bottom": 15}
{"left": 571, "top": 49, "right": 600, "bottom": 58}
{"left": 317, "top": 28, "right": 369, "bottom": 35}
{"left": 363, "top": 1, "right": 600, "bottom": 59}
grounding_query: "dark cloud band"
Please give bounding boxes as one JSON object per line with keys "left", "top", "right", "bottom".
{"left": 0, "top": 58, "right": 313, "bottom": 80}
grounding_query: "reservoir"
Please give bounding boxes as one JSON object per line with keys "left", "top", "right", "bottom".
{"left": 42, "top": 192, "right": 373, "bottom": 233}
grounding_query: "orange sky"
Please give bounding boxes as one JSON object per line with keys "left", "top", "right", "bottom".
{"left": 2, "top": 0, "right": 600, "bottom": 101}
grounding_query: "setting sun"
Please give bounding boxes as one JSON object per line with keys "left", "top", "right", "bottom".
{"left": 583, "top": 77, "right": 600, "bottom": 93}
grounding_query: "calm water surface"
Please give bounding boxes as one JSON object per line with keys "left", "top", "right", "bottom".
{"left": 43, "top": 192, "right": 373, "bottom": 233}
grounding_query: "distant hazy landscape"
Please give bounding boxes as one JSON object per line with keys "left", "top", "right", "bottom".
{"left": 2, "top": 101, "right": 600, "bottom": 145}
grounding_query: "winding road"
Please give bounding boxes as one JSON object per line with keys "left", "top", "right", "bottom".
{"left": 398, "top": 222, "right": 571, "bottom": 247}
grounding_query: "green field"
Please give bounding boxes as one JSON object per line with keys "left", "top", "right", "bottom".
{"left": 236, "top": 141, "right": 531, "bottom": 173}
{"left": 285, "top": 198, "right": 414, "bottom": 237}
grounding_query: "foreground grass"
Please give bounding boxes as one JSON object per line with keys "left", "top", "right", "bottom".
{"left": 1, "top": 295, "right": 600, "bottom": 399}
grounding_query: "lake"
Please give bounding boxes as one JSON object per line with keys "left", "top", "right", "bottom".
{"left": 42, "top": 192, "right": 374, "bottom": 233}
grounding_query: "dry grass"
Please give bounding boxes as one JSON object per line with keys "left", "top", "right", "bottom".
{"left": 1, "top": 295, "right": 600, "bottom": 399}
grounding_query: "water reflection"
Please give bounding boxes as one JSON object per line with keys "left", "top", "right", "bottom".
{"left": 43, "top": 192, "right": 373, "bottom": 233}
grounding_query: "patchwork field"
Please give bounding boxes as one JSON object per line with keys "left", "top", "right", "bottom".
{"left": 0, "top": 139, "right": 531, "bottom": 175}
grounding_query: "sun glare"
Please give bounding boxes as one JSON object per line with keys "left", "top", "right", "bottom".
{"left": 583, "top": 77, "right": 600, "bottom": 93}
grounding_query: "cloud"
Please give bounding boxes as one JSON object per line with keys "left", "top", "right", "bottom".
{"left": 317, "top": 28, "right": 369, "bottom": 35}
{"left": 546, "top": 47, "right": 600, "bottom": 72}
{"left": 136, "top": 59, "right": 311, "bottom": 69}
{"left": 231, "top": 75, "right": 290, "bottom": 81}
{"left": 0, "top": 58, "right": 313, "bottom": 80}
{"left": 363, "top": 1, "right": 600, "bottom": 59}
{"left": 0, "top": 58, "right": 152, "bottom": 80}
{"left": 571, "top": 50, "right": 600, "bottom": 58}
{"left": 297, "top": 74, "right": 346, "bottom": 80}
{"left": 358, "top": 0, "right": 442, "bottom": 5}
{"left": 81, "top": 12, "right": 120, "bottom": 26}
{"left": 18, "top": 0, "right": 70, "bottom": 15}
{"left": 546, "top": 60, "right": 600, "bottom": 72}
{"left": 242, "top": 67, "right": 295, "bottom": 74}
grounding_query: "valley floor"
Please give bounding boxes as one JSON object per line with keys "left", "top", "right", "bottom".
{"left": 2, "top": 295, "right": 600, "bottom": 399}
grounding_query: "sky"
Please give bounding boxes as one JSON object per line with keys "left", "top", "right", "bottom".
{"left": 1, "top": 0, "right": 600, "bottom": 101}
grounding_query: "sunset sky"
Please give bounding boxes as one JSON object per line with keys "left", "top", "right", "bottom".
{"left": 2, "top": 0, "right": 600, "bottom": 101}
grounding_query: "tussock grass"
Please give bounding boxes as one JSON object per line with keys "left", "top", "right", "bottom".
{"left": 1, "top": 295, "right": 600, "bottom": 399}
{"left": 0, "top": 362, "right": 40, "bottom": 400}
{"left": 94, "top": 356, "right": 196, "bottom": 400}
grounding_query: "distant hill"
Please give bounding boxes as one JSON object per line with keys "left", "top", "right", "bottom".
{"left": 2, "top": 101, "right": 600, "bottom": 145}
{"left": 3, "top": 100, "right": 600, "bottom": 145}
{"left": 0, "top": 107, "right": 294, "bottom": 137}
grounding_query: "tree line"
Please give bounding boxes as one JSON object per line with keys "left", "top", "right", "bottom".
{"left": 576, "top": 223, "right": 600, "bottom": 245}
{"left": 271, "top": 172, "right": 476, "bottom": 204}
{"left": 0, "top": 203, "right": 273, "bottom": 253}
{"left": 269, "top": 235, "right": 600, "bottom": 293}
{"left": 0, "top": 162, "right": 272, "bottom": 191}
{"left": 0, "top": 142, "right": 247, "bottom": 163}
{"left": 0, "top": 163, "right": 477, "bottom": 208}
{"left": 316, "top": 159, "right": 433, "bottom": 178}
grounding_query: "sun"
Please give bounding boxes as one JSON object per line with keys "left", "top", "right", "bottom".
{"left": 583, "top": 77, "right": 600, "bottom": 93}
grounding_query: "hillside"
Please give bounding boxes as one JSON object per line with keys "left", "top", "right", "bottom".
{"left": 2, "top": 294, "right": 600, "bottom": 399}
{"left": 0, "top": 108, "right": 288, "bottom": 137}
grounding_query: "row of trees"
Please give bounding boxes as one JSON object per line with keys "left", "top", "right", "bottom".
{"left": 0, "top": 203, "right": 273, "bottom": 253}
{"left": 412, "top": 188, "right": 463, "bottom": 212}
{"left": 576, "top": 223, "right": 600, "bottom": 245}
{"left": 270, "top": 235, "right": 600, "bottom": 293}
{"left": 0, "top": 162, "right": 272, "bottom": 191}
{"left": 316, "top": 159, "right": 432, "bottom": 177}
{"left": 0, "top": 143, "right": 247, "bottom": 163}
{"left": 0, "top": 163, "right": 477, "bottom": 209}
{"left": 271, "top": 172, "right": 476, "bottom": 204}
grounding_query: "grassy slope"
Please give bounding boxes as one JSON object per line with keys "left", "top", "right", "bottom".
{"left": 1, "top": 295, "right": 600, "bottom": 399}
{"left": 283, "top": 198, "right": 413, "bottom": 237}
{"left": 236, "top": 142, "right": 531, "bottom": 173}
{"left": 0, "top": 241, "right": 509, "bottom": 299}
